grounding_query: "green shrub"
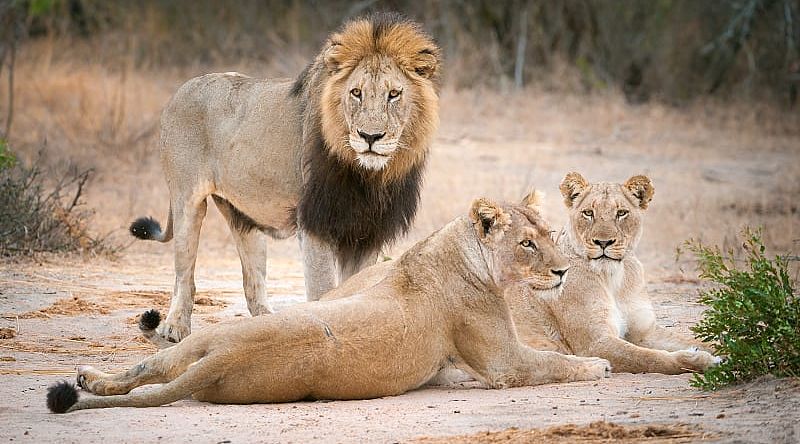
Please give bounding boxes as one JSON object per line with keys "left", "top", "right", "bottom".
{"left": 686, "top": 228, "right": 799, "bottom": 390}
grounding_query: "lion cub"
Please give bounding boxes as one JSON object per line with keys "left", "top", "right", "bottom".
{"left": 506, "top": 172, "right": 721, "bottom": 374}
{"left": 47, "top": 196, "right": 610, "bottom": 413}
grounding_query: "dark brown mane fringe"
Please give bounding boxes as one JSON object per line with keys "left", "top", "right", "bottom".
{"left": 296, "top": 128, "right": 423, "bottom": 261}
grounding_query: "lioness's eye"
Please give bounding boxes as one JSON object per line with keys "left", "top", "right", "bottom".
{"left": 582, "top": 210, "right": 594, "bottom": 218}
{"left": 617, "top": 209, "right": 629, "bottom": 218}
{"left": 350, "top": 88, "right": 362, "bottom": 98}
{"left": 520, "top": 239, "right": 535, "bottom": 249}
{"left": 388, "top": 89, "right": 401, "bottom": 100}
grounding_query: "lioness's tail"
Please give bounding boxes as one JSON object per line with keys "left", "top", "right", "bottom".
{"left": 138, "top": 309, "right": 177, "bottom": 349}
{"left": 129, "top": 205, "right": 173, "bottom": 242}
{"left": 46, "top": 365, "right": 208, "bottom": 413}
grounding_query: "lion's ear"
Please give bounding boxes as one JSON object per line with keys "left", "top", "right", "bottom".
{"left": 559, "top": 172, "right": 589, "bottom": 208}
{"left": 470, "top": 198, "right": 510, "bottom": 239}
{"left": 521, "top": 190, "right": 545, "bottom": 210}
{"left": 412, "top": 48, "right": 440, "bottom": 79}
{"left": 323, "top": 42, "right": 344, "bottom": 74}
{"left": 624, "top": 175, "right": 655, "bottom": 209}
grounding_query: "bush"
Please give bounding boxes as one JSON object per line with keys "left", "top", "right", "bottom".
{"left": 0, "top": 141, "right": 116, "bottom": 256}
{"left": 686, "top": 228, "right": 799, "bottom": 390}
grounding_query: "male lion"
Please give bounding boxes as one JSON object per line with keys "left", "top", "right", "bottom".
{"left": 505, "top": 172, "right": 721, "bottom": 374}
{"left": 128, "top": 13, "right": 441, "bottom": 342}
{"left": 46, "top": 197, "right": 611, "bottom": 413}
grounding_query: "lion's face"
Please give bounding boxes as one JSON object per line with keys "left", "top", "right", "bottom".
{"left": 317, "top": 16, "right": 440, "bottom": 177}
{"left": 471, "top": 194, "right": 570, "bottom": 291}
{"left": 340, "top": 57, "right": 413, "bottom": 170}
{"left": 559, "top": 172, "right": 655, "bottom": 262}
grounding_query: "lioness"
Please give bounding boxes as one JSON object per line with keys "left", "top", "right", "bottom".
{"left": 46, "top": 197, "right": 610, "bottom": 413}
{"left": 128, "top": 13, "right": 441, "bottom": 342}
{"left": 506, "top": 172, "right": 721, "bottom": 374}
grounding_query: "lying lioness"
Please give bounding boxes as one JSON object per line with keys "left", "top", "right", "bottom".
{"left": 46, "top": 196, "right": 610, "bottom": 413}
{"left": 507, "top": 172, "right": 721, "bottom": 374}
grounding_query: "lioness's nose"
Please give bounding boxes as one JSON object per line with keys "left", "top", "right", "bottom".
{"left": 358, "top": 130, "right": 385, "bottom": 147}
{"left": 551, "top": 267, "right": 569, "bottom": 278}
{"left": 592, "top": 239, "right": 616, "bottom": 249}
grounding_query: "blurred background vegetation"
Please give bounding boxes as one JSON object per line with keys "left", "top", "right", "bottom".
{"left": 2, "top": 0, "right": 799, "bottom": 113}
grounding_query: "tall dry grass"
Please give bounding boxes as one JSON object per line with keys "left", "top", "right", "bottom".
{"left": 1, "top": 40, "right": 798, "bottom": 272}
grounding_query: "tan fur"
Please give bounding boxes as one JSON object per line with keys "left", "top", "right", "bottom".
{"left": 64, "top": 200, "right": 610, "bottom": 412}
{"left": 507, "top": 172, "right": 721, "bottom": 374}
{"left": 142, "top": 15, "right": 441, "bottom": 343}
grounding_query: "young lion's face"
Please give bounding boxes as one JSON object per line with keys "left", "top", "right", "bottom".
{"left": 470, "top": 197, "right": 570, "bottom": 290}
{"left": 559, "top": 172, "right": 655, "bottom": 262}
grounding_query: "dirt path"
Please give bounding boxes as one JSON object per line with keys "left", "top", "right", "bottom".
{"left": 1, "top": 253, "right": 798, "bottom": 443}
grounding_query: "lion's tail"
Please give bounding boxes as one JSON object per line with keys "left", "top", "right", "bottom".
{"left": 138, "top": 309, "right": 177, "bottom": 349}
{"left": 46, "top": 365, "right": 209, "bottom": 413}
{"left": 129, "top": 204, "right": 173, "bottom": 242}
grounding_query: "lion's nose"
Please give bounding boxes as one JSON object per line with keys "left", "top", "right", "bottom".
{"left": 551, "top": 267, "right": 569, "bottom": 278}
{"left": 358, "top": 130, "right": 385, "bottom": 147}
{"left": 592, "top": 239, "right": 616, "bottom": 249}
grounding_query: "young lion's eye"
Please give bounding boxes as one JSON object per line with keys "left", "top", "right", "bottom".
{"left": 350, "top": 88, "right": 362, "bottom": 98}
{"left": 388, "top": 89, "right": 401, "bottom": 100}
{"left": 520, "top": 239, "right": 535, "bottom": 249}
{"left": 582, "top": 209, "right": 594, "bottom": 219}
{"left": 617, "top": 209, "right": 629, "bottom": 219}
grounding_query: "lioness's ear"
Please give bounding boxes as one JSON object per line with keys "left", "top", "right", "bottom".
{"left": 559, "top": 172, "right": 589, "bottom": 208}
{"left": 323, "top": 42, "right": 344, "bottom": 73}
{"left": 624, "top": 175, "right": 655, "bottom": 209}
{"left": 412, "top": 48, "right": 440, "bottom": 79}
{"left": 470, "top": 198, "right": 510, "bottom": 239}
{"left": 521, "top": 190, "right": 545, "bottom": 211}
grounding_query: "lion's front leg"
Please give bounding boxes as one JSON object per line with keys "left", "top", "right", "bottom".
{"left": 299, "top": 231, "right": 338, "bottom": 301}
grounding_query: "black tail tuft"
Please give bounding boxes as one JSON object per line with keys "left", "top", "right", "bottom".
{"left": 139, "top": 309, "right": 162, "bottom": 331}
{"left": 130, "top": 217, "right": 162, "bottom": 240}
{"left": 47, "top": 381, "right": 78, "bottom": 414}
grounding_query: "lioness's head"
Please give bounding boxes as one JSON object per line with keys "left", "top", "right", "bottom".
{"left": 318, "top": 13, "right": 441, "bottom": 177}
{"left": 470, "top": 193, "right": 570, "bottom": 290}
{"left": 559, "top": 172, "right": 655, "bottom": 262}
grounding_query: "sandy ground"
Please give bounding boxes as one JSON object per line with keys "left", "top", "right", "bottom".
{"left": 1, "top": 242, "right": 799, "bottom": 443}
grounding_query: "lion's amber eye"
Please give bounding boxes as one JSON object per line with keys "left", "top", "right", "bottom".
{"left": 582, "top": 210, "right": 594, "bottom": 218}
{"left": 617, "top": 209, "right": 629, "bottom": 218}
{"left": 388, "top": 89, "right": 401, "bottom": 100}
{"left": 520, "top": 240, "right": 535, "bottom": 249}
{"left": 350, "top": 88, "right": 362, "bottom": 98}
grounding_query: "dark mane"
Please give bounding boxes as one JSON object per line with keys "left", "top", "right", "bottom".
{"left": 296, "top": 126, "right": 423, "bottom": 262}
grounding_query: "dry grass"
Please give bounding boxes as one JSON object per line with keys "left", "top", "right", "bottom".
{"left": 1, "top": 42, "right": 798, "bottom": 271}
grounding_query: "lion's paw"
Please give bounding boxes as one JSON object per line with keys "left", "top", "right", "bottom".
{"left": 673, "top": 349, "right": 720, "bottom": 372}
{"left": 574, "top": 357, "right": 612, "bottom": 381}
{"left": 156, "top": 319, "right": 190, "bottom": 343}
{"left": 76, "top": 365, "right": 102, "bottom": 393}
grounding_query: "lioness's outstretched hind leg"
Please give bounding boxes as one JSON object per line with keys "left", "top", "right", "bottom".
{"left": 158, "top": 192, "right": 208, "bottom": 342}
{"left": 48, "top": 357, "right": 215, "bottom": 413}
{"left": 212, "top": 196, "right": 272, "bottom": 315}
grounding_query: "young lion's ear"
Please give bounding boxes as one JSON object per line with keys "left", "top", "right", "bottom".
{"left": 411, "top": 47, "right": 441, "bottom": 79}
{"left": 520, "top": 190, "right": 545, "bottom": 211}
{"left": 322, "top": 42, "right": 344, "bottom": 74}
{"left": 559, "top": 172, "right": 589, "bottom": 208}
{"left": 470, "top": 198, "right": 510, "bottom": 239}
{"left": 624, "top": 175, "right": 655, "bottom": 209}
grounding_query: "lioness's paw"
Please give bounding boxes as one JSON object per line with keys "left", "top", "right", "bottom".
{"left": 673, "top": 349, "right": 719, "bottom": 372}
{"left": 575, "top": 357, "right": 612, "bottom": 381}
{"left": 76, "top": 365, "right": 100, "bottom": 393}
{"left": 156, "top": 320, "right": 190, "bottom": 343}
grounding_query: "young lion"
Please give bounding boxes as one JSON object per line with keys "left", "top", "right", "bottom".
{"left": 506, "top": 172, "right": 721, "bottom": 374}
{"left": 46, "top": 197, "right": 610, "bottom": 413}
